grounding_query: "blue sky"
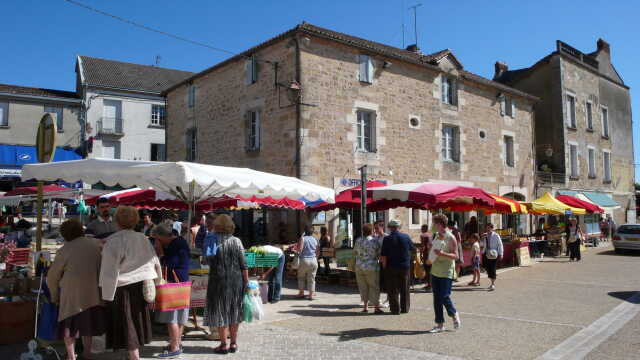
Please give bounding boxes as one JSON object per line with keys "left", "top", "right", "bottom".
{"left": 3, "top": 0, "right": 638, "bottom": 179}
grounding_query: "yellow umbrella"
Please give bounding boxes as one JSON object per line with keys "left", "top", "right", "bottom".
{"left": 524, "top": 192, "right": 586, "bottom": 215}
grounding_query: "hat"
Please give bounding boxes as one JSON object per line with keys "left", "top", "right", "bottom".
{"left": 388, "top": 219, "right": 402, "bottom": 228}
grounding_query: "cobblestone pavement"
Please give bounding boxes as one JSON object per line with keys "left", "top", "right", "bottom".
{"left": 2, "top": 244, "right": 638, "bottom": 360}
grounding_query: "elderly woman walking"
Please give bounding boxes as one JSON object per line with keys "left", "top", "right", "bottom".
{"left": 206, "top": 214, "right": 248, "bottom": 355}
{"left": 100, "top": 206, "right": 160, "bottom": 360}
{"left": 354, "top": 223, "right": 383, "bottom": 314}
{"left": 47, "top": 219, "right": 106, "bottom": 360}
{"left": 151, "top": 224, "right": 191, "bottom": 358}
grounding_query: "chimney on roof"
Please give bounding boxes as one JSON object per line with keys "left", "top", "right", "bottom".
{"left": 406, "top": 44, "right": 421, "bottom": 54}
{"left": 597, "top": 38, "right": 610, "bottom": 55}
{"left": 493, "top": 61, "right": 509, "bottom": 80}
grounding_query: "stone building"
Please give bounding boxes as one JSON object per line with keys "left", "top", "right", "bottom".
{"left": 0, "top": 84, "right": 83, "bottom": 189}
{"left": 495, "top": 39, "right": 635, "bottom": 225}
{"left": 76, "top": 56, "right": 192, "bottom": 161}
{"left": 164, "top": 23, "right": 538, "bottom": 242}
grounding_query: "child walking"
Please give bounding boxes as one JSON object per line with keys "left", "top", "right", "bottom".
{"left": 468, "top": 233, "right": 481, "bottom": 286}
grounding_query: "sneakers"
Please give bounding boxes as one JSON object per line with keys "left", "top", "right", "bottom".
{"left": 427, "top": 326, "right": 445, "bottom": 334}
{"left": 156, "top": 348, "right": 182, "bottom": 358}
{"left": 488, "top": 284, "right": 496, "bottom": 291}
{"left": 452, "top": 312, "right": 462, "bottom": 329}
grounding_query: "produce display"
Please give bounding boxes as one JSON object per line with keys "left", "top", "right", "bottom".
{"left": 248, "top": 246, "right": 268, "bottom": 255}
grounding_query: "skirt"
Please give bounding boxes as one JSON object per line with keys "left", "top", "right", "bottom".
{"left": 155, "top": 308, "right": 190, "bottom": 325}
{"left": 106, "top": 282, "right": 152, "bottom": 351}
{"left": 57, "top": 306, "right": 107, "bottom": 339}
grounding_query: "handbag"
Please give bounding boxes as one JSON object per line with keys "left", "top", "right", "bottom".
{"left": 142, "top": 279, "right": 156, "bottom": 303}
{"left": 487, "top": 249, "right": 499, "bottom": 260}
{"left": 155, "top": 268, "right": 192, "bottom": 312}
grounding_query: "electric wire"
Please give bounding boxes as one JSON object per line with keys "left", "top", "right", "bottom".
{"left": 62, "top": 0, "right": 237, "bottom": 56}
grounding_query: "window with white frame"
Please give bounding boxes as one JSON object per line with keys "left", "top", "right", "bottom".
{"left": 150, "top": 143, "right": 166, "bottom": 161}
{"left": 246, "top": 110, "right": 261, "bottom": 151}
{"left": 601, "top": 106, "right": 609, "bottom": 137}
{"left": 569, "top": 143, "right": 579, "bottom": 178}
{"left": 356, "top": 110, "right": 375, "bottom": 152}
{"left": 603, "top": 150, "right": 611, "bottom": 182}
{"left": 151, "top": 105, "right": 166, "bottom": 127}
{"left": 566, "top": 93, "right": 576, "bottom": 128}
{"left": 410, "top": 208, "right": 421, "bottom": 226}
{"left": 187, "top": 85, "right": 196, "bottom": 108}
{"left": 0, "top": 102, "right": 8, "bottom": 126}
{"left": 245, "top": 55, "right": 258, "bottom": 85}
{"left": 186, "top": 128, "right": 197, "bottom": 161}
{"left": 44, "top": 105, "right": 63, "bottom": 131}
{"left": 501, "top": 96, "right": 515, "bottom": 118}
{"left": 586, "top": 101, "right": 593, "bottom": 130}
{"left": 442, "top": 125, "right": 460, "bottom": 162}
{"left": 358, "top": 55, "right": 374, "bottom": 83}
{"left": 102, "top": 140, "right": 121, "bottom": 159}
{"left": 504, "top": 135, "right": 515, "bottom": 167}
{"left": 588, "top": 147, "right": 596, "bottom": 178}
{"left": 441, "top": 75, "right": 457, "bottom": 105}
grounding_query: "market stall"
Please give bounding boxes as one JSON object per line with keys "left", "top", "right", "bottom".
{"left": 4, "top": 158, "right": 334, "bottom": 343}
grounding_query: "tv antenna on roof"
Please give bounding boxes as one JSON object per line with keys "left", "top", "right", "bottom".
{"left": 408, "top": 3, "right": 422, "bottom": 48}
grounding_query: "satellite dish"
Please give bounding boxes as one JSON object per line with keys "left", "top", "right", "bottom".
{"left": 36, "top": 113, "right": 57, "bottom": 163}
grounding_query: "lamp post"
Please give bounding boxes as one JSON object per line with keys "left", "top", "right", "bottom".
{"left": 358, "top": 165, "right": 367, "bottom": 246}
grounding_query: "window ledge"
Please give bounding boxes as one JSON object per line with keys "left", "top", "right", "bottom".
{"left": 148, "top": 124, "right": 165, "bottom": 129}
{"left": 567, "top": 126, "right": 577, "bottom": 131}
{"left": 603, "top": 180, "right": 612, "bottom": 184}
{"left": 586, "top": 128, "right": 594, "bottom": 132}
{"left": 245, "top": 148, "right": 261, "bottom": 153}
{"left": 359, "top": 80, "right": 373, "bottom": 85}
{"left": 588, "top": 175, "right": 597, "bottom": 179}
{"left": 601, "top": 135, "right": 610, "bottom": 140}
{"left": 569, "top": 176, "right": 580, "bottom": 180}
{"left": 442, "top": 102, "right": 458, "bottom": 110}
{"left": 57, "top": 129, "right": 64, "bottom": 133}
{"left": 0, "top": 125, "right": 10, "bottom": 129}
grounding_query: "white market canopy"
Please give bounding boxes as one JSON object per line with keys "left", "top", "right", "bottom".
{"left": 21, "top": 158, "right": 335, "bottom": 203}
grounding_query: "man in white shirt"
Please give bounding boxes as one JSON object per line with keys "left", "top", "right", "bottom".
{"left": 261, "top": 245, "right": 285, "bottom": 303}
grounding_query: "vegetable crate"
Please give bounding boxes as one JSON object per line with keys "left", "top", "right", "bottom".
{"left": 254, "top": 253, "right": 280, "bottom": 267}
{"left": 244, "top": 252, "right": 257, "bottom": 267}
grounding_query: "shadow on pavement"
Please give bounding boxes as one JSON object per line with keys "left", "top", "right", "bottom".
{"left": 597, "top": 250, "right": 640, "bottom": 256}
{"left": 608, "top": 291, "right": 640, "bottom": 304}
{"left": 320, "top": 327, "right": 426, "bottom": 341}
{"left": 280, "top": 308, "right": 367, "bottom": 317}
{"left": 452, "top": 287, "right": 488, "bottom": 292}
{"left": 288, "top": 303, "right": 360, "bottom": 310}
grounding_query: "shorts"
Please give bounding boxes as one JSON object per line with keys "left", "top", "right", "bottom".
{"left": 472, "top": 256, "right": 481, "bottom": 270}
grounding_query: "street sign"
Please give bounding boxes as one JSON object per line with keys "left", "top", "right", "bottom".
{"left": 36, "top": 113, "right": 57, "bottom": 163}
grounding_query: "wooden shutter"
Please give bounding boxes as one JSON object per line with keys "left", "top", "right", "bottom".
{"left": 453, "top": 127, "right": 460, "bottom": 162}
{"left": 256, "top": 110, "right": 262, "bottom": 151}
{"left": 370, "top": 112, "right": 377, "bottom": 152}
{"left": 452, "top": 78, "right": 458, "bottom": 105}
{"left": 359, "top": 55, "right": 367, "bottom": 82}
{"left": 251, "top": 56, "right": 258, "bottom": 83}
{"left": 244, "top": 111, "right": 251, "bottom": 151}
{"left": 244, "top": 59, "right": 253, "bottom": 85}
{"left": 441, "top": 77, "right": 447, "bottom": 103}
{"left": 367, "top": 56, "right": 374, "bottom": 83}
{"left": 500, "top": 96, "right": 506, "bottom": 116}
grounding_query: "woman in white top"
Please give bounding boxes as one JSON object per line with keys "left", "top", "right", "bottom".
{"left": 566, "top": 217, "right": 584, "bottom": 262}
{"left": 482, "top": 223, "right": 503, "bottom": 291}
{"left": 100, "top": 206, "right": 160, "bottom": 360}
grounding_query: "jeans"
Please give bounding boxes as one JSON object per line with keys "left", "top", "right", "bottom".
{"left": 383, "top": 267, "right": 410, "bottom": 314}
{"left": 297, "top": 257, "right": 318, "bottom": 293}
{"left": 431, "top": 275, "right": 457, "bottom": 324}
{"left": 268, "top": 254, "right": 285, "bottom": 302}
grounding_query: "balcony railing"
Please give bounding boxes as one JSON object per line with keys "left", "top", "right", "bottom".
{"left": 536, "top": 171, "right": 568, "bottom": 185}
{"left": 557, "top": 40, "right": 599, "bottom": 70}
{"left": 97, "top": 117, "right": 123, "bottom": 136}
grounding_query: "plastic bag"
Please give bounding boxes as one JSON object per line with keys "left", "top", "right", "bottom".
{"left": 243, "top": 293, "right": 254, "bottom": 323}
{"left": 250, "top": 294, "right": 264, "bottom": 321}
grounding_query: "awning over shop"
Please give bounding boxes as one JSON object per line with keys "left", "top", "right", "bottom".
{"left": 0, "top": 144, "right": 82, "bottom": 178}
{"left": 582, "top": 191, "right": 620, "bottom": 209}
{"left": 556, "top": 190, "right": 579, "bottom": 197}
{"left": 525, "top": 192, "right": 586, "bottom": 215}
{"left": 556, "top": 194, "right": 604, "bottom": 213}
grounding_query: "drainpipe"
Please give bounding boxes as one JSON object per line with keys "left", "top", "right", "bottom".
{"left": 294, "top": 35, "right": 302, "bottom": 236}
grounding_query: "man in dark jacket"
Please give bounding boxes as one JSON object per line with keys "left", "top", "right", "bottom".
{"left": 380, "top": 219, "right": 415, "bottom": 315}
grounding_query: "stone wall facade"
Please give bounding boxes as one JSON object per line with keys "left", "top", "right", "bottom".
{"left": 165, "top": 30, "right": 537, "bottom": 242}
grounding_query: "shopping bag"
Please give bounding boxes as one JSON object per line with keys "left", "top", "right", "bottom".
{"left": 155, "top": 269, "right": 192, "bottom": 312}
{"left": 37, "top": 302, "right": 59, "bottom": 340}
{"left": 243, "top": 293, "right": 254, "bottom": 323}
{"left": 249, "top": 294, "right": 264, "bottom": 321}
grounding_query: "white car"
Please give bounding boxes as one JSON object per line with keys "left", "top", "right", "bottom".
{"left": 612, "top": 224, "right": 640, "bottom": 253}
